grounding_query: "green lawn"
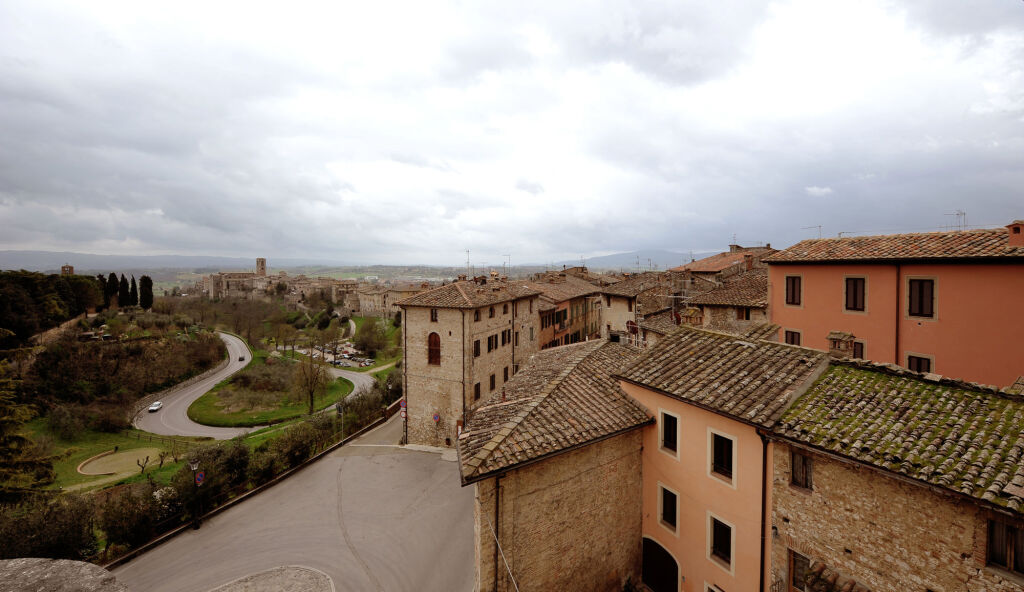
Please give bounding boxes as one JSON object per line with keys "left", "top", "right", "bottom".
{"left": 21, "top": 419, "right": 202, "bottom": 491}
{"left": 187, "top": 376, "right": 354, "bottom": 428}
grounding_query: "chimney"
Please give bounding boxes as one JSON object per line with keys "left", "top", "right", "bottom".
{"left": 827, "top": 331, "right": 855, "bottom": 359}
{"left": 1008, "top": 220, "right": 1024, "bottom": 248}
{"left": 744, "top": 254, "right": 753, "bottom": 271}
{"left": 457, "top": 274, "right": 467, "bottom": 281}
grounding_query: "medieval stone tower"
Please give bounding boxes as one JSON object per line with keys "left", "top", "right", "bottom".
{"left": 256, "top": 258, "right": 267, "bottom": 277}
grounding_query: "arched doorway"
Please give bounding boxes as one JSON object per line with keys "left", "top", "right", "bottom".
{"left": 642, "top": 537, "right": 679, "bottom": 592}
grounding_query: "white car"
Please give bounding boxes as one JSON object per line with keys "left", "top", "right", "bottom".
{"left": 148, "top": 401, "right": 163, "bottom": 413}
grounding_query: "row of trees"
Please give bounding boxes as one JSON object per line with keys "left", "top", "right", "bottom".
{"left": 0, "top": 271, "right": 102, "bottom": 348}
{"left": 97, "top": 273, "right": 154, "bottom": 310}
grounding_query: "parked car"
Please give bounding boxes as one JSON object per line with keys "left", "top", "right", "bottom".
{"left": 148, "top": 401, "right": 163, "bottom": 413}
{"left": 238, "top": 356, "right": 245, "bottom": 362}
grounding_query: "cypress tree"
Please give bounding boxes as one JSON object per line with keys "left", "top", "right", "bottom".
{"left": 129, "top": 276, "right": 138, "bottom": 306}
{"left": 118, "top": 274, "right": 129, "bottom": 308}
{"left": 139, "top": 276, "right": 154, "bottom": 310}
{"left": 106, "top": 273, "right": 118, "bottom": 307}
{"left": 96, "top": 274, "right": 107, "bottom": 310}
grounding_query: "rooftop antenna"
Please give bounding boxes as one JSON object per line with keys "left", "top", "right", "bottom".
{"left": 502, "top": 254, "right": 510, "bottom": 276}
{"left": 465, "top": 249, "right": 471, "bottom": 274}
{"left": 945, "top": 209, "right": 967, "bottom": 231}
{"left": 801, "top": 225, "right": 823, "bottom": 239}
{"left": 732, "top": 233, "right": 737, "bottom": 244}
{"left": 636, "top": 255, "right": 641, "bottom": 274}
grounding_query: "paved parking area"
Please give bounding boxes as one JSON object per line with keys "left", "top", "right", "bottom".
{"left": 112, "top": 416, "right": 475, "bottom": 592}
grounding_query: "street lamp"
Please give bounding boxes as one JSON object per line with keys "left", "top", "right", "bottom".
{"left": 188, "top": 458, "right": 201, "bottom": 530}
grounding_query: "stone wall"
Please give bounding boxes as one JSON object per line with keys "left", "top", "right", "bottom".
{"left": 771, "top": 442, "right": 1024, "bottom": 592}
{"left": 701, "top": 305, "right": 768, "bottom": 334}
{"left": 473, "top": 431, "right": 643, "bottom": 592}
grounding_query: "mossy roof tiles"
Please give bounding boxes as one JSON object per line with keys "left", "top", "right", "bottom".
{"left": 776, "top": 362, "right": 1024, "bottom": 514}
{"left": 688, "top": 269, "right": 768, "bottom": 308}
{"left": 457, "top": 340, "right": 652, "bottom": 484}
{"left": 639, "top": 309, "right": 680, "bottom": 336}
{"left": 395, "top": 280, "right": 541, "bottom": 309}
{"left": 617, "top": 326, "right": 828, "bottom": 428}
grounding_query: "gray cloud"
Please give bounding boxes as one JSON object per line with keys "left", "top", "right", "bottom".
{"left": 0, "top": 0, "right": 1022, "bottom": 265}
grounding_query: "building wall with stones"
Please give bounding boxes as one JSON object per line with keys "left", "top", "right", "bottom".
{"left": 603, "top": 294, "right": 637, "bottom": 339}
{"left": 700, "top": 304, "right": 768, "bottom": 334}
{"left": 472, "top": 431, "right": 643, "bottom": 592}
{"left": 771, "top": 441, "right": 1024, "bottom": 592}
{"left": 403, "top": 296, "right": 540, "bottom": 447}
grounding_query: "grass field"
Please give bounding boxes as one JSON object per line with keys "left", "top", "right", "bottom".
{"left": 187, "top": 373, "right": 353, "bottom": 428}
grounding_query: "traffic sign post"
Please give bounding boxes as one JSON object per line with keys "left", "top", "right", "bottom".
{"left": 195, "top": 471, "right": 205, "bottom": 487}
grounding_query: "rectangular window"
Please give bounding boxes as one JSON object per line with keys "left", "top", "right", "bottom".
{"left": 501, "top": 331, "right": 506, "bottom": 346}
{"left": 908, "top": 355, "right": 931, "bottom": 373}
{"left": 529, "top": 300, "right": 532, "bottom": 313}
{"left": 784, "top": 330, "right": 801, "bottom": 346}
{"left": 660, "top": 486, "right": 677, "bottom": 531}
{"left": 988, "top": 518, "right": 1024, "bottom": 574}
{"left": 474, "top": 383, "right": 480, "bottom": 400}
{"left": 785, "top": 276, "right": 802, "bottom": 306}
{"left": 711, "top": 517, "right": 732, "bottom": 566}
{"left": 503, "top": 367, "right": 508, "bottom": 382}
{"left": 489, "top": 306, "right": 495, "bottom": 318}
{"left": 473, "top": 340, "right": 480, "bottom": 357}
{"left": 503, "top": 303, "right": 508, "bottom": 315}
{"left": 712, "top": 433, "right": 734, "bottom": 480}
{"left": 430, "top": 308, "right": 438, "bottom": 322}
{"left": 790, "top": 550, "right": 811, "bottom": 591}
{"left": 512, "top": 364, "right": 518, "bottom": 374}
{"left": 628, "top": 299, "right": 634, "bottom": 312}
{"left": 529, "top": 327, "right": 534, "bottom": 341}
{"left": 514, "top": 331, "right": 519, "bottom": 346}
{"left": 908, "top": 279, "right": 934, "bottom": 318}
{"left": 736, "top": 307, "right": 751, "bottom": 321}
{"left": 661, "top": 412, "right": 678, "bottom": 455}
{"left": 489, "top": 374, "right": 495, "bottom": 391}
{"left": 845, "top": 277, "right": 866, "bottom": 311}
{"left": 474, "top": 310, "right": 480, "bottom": 322}
{"left": 791, "top": 451, "right": 812, "bottom": 490}
{"left": 853, "top": 341, "right": 864, "bottom": 359}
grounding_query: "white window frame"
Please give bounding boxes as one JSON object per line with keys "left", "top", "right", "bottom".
{"left": 706, "top": 511, "right": 736, "bottom": 576}
{"left": 707, "top": 427, "right": 738, "bottom": 489}
{"left": 659, "top": 409, "right": 680, "bottom": 461}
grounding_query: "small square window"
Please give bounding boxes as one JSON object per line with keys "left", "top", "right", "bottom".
{"left": 784, "top": 330, "right": 801, "bottom": 346}
{"left": 908, "top": 355, "right": 931, "bottom": 373}
{"left": 845, "top": 277, "right": 866, "bottom": 311}
{"left": 660, "top": 486, "right": 677, "bottom": 531}
{"left": 791, "top": 451, "right": 812, "bottom": 490}
{"left": 988, "top": 517, "right": 1024, "bottom": 574}
{"left": 908, "top": 279, "right": 934, "bottom": 318}
{"left": 711, "top": 517, "right": 732, "bottom": 566}
{"left": 661, "top": 412, "right": 678, "bottom": 455}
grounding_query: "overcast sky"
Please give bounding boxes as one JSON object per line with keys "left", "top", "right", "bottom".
{"left": 1, "top": 1, "right": 1022, "bottom": 266}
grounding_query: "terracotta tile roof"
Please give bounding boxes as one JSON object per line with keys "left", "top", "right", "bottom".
{"left": 776, "top": 361, "right": 1024, "bottom": 514}
{"left": 395, "top": 280, "right": 541, "bottom": 309}
{"left": 600, "top": 272, "right": 667, "bottom": 297}
{"left": 688, "top": 269, "right": 768, "bottom": 308}
{"left": 764, "top": 227, "right": 1024, "bottom": 263}
{"left": 670, "top": 248, "right": 774, "bottom": 273}
{"left": 458, "top": 340, "right": 652, "bottom": 484}
{"left": 740, "top": 323, "right": 780, "bottom": 341}
{"left": 639, "top": 309, "right": 681, "bottom": 336}
{"left": 617, "top": 327, "right": 829, "bottom": 428}
{"left": 519, "top": 274, "right": 600, "bottom": 303}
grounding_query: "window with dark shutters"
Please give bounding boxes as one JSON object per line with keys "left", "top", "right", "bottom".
{"left": 791, "top": 451, "right": 812, "bottom": 489}
{"left": 908, "top": 279, "right": 934, "bottom": 318}
{"left": 853, "top": 341, "right": 864, "bottom": 359}
{"left": 785, "top": 276, "right": 801, "bottom": 306}
{"left": 712, "top": 433, "right": 733, "bottom": 480}
{"left": 661, "top": 413, "right": 678, "bottom": 454}
{"left": 908, "top": 355, "right": 931, "bottom": 373}
{"left": 711, "top": 518, "right": 732, "bottom": 565}
{"left": 427, "top": 333, "right": 441, "bottom": 365}
{"left": 660, "top": 487, "right": 677, "bottom": 530}
{"left": 845, "top": 277, "right": 865, "bottom": 311}
{"left": 785, "top": 330, "right": 801, "bottom": 346}
{"left": 988, "top": 518, "right": 1024, "bottom": 574}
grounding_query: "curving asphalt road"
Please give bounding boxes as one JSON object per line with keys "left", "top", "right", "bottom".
{"left": 112, "top": 415, "right": 475, "bottom": 592}
{"left": 134, "top": 332, "right": 255, "bottom": 440}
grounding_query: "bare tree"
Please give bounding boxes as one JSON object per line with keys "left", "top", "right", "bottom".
{"left": 136, "top": 455, "right": 150, "bottom": 474}
{"left": 294, "top": 334, "right": 328, "bottom": 415}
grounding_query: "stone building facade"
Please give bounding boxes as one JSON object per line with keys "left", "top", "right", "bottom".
{"left": 688, "top": 269, "right": 769, "bottom": 334}
{"left": 459, "top": 341, "right": 651, "bottom": 592}
{"left": 600, "top": 272, "right": 670, "bottom": 344}
{"left": 398, "top": 277, "right": 541, "bottom": 447}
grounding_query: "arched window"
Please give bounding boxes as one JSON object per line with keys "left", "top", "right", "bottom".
{"left": 428, "top": 332, "right": 441, "bottom": 366}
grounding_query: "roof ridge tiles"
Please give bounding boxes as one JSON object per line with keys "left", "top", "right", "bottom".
{"left": 452, "top": 281, "right": 471, "bottom": 306}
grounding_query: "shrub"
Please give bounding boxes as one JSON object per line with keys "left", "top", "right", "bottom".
{"left": 99, "top": 488, "right": 157, "bottom": 549}
{"left": 47, "top": 405, "right": 85, "bottom": 440}
{"left": 0, "top": 494, "right": 97, "bottom": 560}
{"left": 271, "top": 422, "right": 316, "bottom": 468}
{"left": 249, "top": 450, "right": 282, "bottom": 486}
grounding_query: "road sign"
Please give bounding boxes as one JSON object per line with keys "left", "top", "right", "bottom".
{"left": 432, "top": 413, "right": 440, "bottom": 423}
{"left": 399, "top": 399, "right": 406, "bottom": 408}
{"left": 400, "top": 410, "right": 406, "bottom": 419}
{"left": 195, "top": 471, "right": 205, "bottom": 486}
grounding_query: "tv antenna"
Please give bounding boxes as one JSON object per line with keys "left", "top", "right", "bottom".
{"left": 802, "top": 225, "right": 823, "bottom": 239}
{"left": 945, "top": 210, "right": 968, "bottom": 231}
{"left": 502, "top": 254, "right": 511, "bottom": 276}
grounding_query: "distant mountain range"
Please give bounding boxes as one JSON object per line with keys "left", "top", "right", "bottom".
{"left": 0, "top": 251, "right": 331, "bottom": 273}
{"left": 549, "top": 249, "right": 717, "bottom": 272}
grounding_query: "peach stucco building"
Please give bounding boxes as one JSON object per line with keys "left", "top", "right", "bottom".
{"left": 765, "top": 221, "right": 1024, "bottom": 388}
{"left": 617, "top": 327, "right": 828, "bottom": 592}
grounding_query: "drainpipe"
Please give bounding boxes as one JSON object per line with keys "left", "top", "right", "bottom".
{"left": 462, "top": 310, "right": 466, "bottom": 424}
{"left": 759, "top": 431, "right": 769, "bottom": 592}
{"left": 403, "top": 306, "right": 408, "bottom": 445}
{"left": 494, "top": 474, "right": 502, "bottom": 592}
{"left": 894, "top": 263, "right": 901, "bottom": 366}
